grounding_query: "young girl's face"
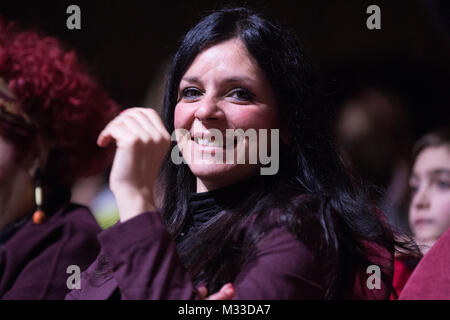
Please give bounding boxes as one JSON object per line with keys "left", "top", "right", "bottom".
{"left": 409, "top": 145, "right": 450, "bottom": 243}
{"left": 173, "top": 38, "right": 280, "bottom": 192}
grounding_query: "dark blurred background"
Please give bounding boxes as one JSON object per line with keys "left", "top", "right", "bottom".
{"left": 1, "top": 0, "right": 449, "bottom": 228}
{"left": 1, "top": 0, "right": 448, "bottom": 137}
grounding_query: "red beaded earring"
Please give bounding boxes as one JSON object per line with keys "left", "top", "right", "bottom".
{"left": 32, "top": 169, "right": 46, "bottom": 224}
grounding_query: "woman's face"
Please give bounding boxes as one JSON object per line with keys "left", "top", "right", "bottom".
{"left": 174, "top": 38, "right": 280, "bottom": 192}
{"left": 0, "top": 135, "right": 35, "bottom": 228}
{"left": 0, "top": 135, "right": 18, "bottom": 182}
{"left": 409, "top": 145, "right": 450, "bottom": 244}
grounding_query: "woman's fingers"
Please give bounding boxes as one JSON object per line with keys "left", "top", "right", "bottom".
{"left": 97, "top": 124, "right": 115, "bottom": 147}
{"left": 97, "top": 107, "right": 168, "bottom": 148}
{"left": 98, "top": 107, "right": 172, "bottom": 222}
{"left": 119, "top": 115, "right": 154, "bottom": 143}
{"left": 196, "top": 283, "right": 235, "bottom": 300}
{"left": 196, "top": 286, "right": 208, "bottom": 300}
{"left": 136, "top": 108, "right": 171, "bottom": 140}
{"left": 98, "top": 120, "right": 137, "bottom": 148}
{"left": 124, "top": 110, "right": 164, "bottom": 142}
{"left": 97, "top": 111, "right": 130, "bottom": 147}
{"left": 205, "top": 283, "right": 235, "bottom": 300}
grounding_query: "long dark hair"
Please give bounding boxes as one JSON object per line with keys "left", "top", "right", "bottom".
{"left": 160, "top": 7, "right": 404, "bottom": 298}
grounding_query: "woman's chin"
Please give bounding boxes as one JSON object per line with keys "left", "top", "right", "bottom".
{"left": 188, "top": 162, "right": 260, "bottom": 190}
{"left": 189, "top": 162, "right": 237, "bottom": 179}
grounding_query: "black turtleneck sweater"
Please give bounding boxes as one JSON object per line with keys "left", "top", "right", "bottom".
{"left": 180, "top": 175, "right": 265, "bottom": 240}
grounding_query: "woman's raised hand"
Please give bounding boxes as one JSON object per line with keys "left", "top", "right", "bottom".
{"left": 97, "top": 108, "right": 171, "bottom": 222}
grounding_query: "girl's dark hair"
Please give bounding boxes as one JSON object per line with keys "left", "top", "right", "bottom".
{"left": 160, "top": 7, "right": 407, "bottom": 298}
{"left": 413, "top": 125, "right": 450, "bottom": 160}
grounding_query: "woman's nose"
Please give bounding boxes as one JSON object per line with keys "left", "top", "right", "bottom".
{"left": 194, "top": 94, "right": 223, "bottom": 122}
{"left": 413, "top": 187, "right": 431, "bottom": 210}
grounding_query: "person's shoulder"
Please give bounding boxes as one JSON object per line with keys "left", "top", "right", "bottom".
{"left": 14, "top": 202, "right": 102, "bottom": 252}
{"left": 433, "top": 227, "right": 450, "bottom": 249}
{"left": 400, "top": 228, "right": 450, "bottom": 299}
{"left": 49, "top": 202, "right": 102, "bottom": 234}
{"left": 0, "top": 204, "right": 102, "bottom": 299}
{"left": 3, "top": 203, "right": 99, "bottom": 248}
{"left": 414, "top": 228, "right": 450, "bottom": 272}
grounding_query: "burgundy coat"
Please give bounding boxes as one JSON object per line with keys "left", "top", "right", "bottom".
{"left": 400, "top": 227, "right": 450, "bottom": 299}
{"left": 0, "top": 203, "right": 101, "bottom": 299}
{"left": 67, "top": 210, "right": 392, "bottom": 300}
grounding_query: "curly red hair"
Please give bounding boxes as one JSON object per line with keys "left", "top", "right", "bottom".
{"left": 0, "top": 18, "right": 119, "bottom": 186}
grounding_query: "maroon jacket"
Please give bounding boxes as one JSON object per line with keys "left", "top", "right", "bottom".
{"left": 400, "top": 228, "right": 450, "bottom": 299}
{"left": 67, "top": 210, "right": 392, "bottom": 300}
{"left": 0, "top": 203, "right": 101, "bottom": 299}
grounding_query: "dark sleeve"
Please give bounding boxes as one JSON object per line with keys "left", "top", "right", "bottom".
{"left": 232, "top": 227, "right": 324, "bottom": 299}
{"left": 400, "top": 228, "right": 450, "bottom": 300}
{"left": 1, "top": 209, "right": 101, "bottom": 300}
{"left": 98, "top": 211, "right": 324, "bottom": 300}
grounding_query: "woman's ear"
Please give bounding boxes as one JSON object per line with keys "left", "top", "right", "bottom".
{"left": 26, "top": 136, "right": 49, "bottom": 178}
{"left": 27, "top": 157, "right": 41, "bottom": 178}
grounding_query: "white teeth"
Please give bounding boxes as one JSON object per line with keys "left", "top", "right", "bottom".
{"left": 195, "top": 137, "right": 219, "bottom": 147}
{"left": 193, "top": 137, "right": 224, "bottom": 147}
{"left": 192, "top": 133, "right": 237, "bottom": 148}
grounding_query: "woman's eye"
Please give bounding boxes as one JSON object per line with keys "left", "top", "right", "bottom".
{"left": 409, "top": 185, "right": 419, "bottom": 194}
{"left": 181, "top": 88, "right": 202, "bottom": 99}
{"left": 228, "top": 88, "right": 254, "bottom": 102}
{"left": 437, "top": 179, "right": 450, "bottom": 190}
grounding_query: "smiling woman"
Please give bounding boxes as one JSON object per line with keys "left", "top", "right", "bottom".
{"left": 67, "top": 7, "right": 413, "bottom": 300}
{"left": 174, "top": 38, "right": 280, "bottom": 191}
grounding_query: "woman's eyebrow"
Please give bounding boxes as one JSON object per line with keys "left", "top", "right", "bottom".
{"left": 180, "top": 76, "right": 201, "bottom": 84}
{"left": 409, "top": 174, "right": 419, "bottom": 183}
{"left": 427, "top": 168, "right": 450, "bottom": 178}
{"left": 222, "top": 76, "right": 254, "bottom": 83}
{"left": 181, "top": 76, "right": 255, "bottom": 84}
